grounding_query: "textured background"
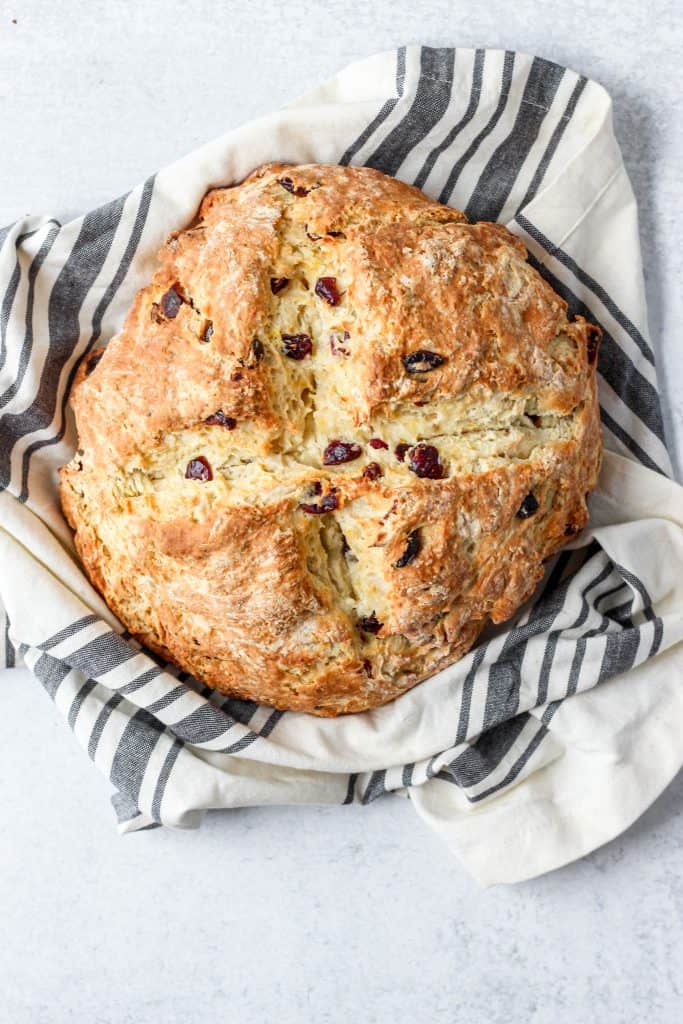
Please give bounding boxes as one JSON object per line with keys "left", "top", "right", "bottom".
{"left": 1, "top": 1, "right": 682, "bottom": 1022}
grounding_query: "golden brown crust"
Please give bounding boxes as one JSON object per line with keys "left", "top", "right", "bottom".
{"left": 59, "top": 163, "right": 602, "bottom": 715}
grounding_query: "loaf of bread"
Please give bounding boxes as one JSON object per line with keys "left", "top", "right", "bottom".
{"left": 60, "top": 163, "right": 602, "bottom": 715}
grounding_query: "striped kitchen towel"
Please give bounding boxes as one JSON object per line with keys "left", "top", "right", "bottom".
{"left": 2, "top": 46, "right": 683, "bottom": 885}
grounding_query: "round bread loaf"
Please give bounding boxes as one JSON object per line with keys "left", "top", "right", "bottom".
{"left": 60, "top": 163, "right": 602, "bottom": 716}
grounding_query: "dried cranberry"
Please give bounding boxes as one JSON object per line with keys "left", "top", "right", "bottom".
{"left": 517, "top": 493, "right": 540, "bottom": 519}
{"left": 323, "top": 440, "right": 362, "bottom": 465}
{"left": 394, "top": 530, "right": 421, "bottom": 568}
{"left": 282, "top": 333, "right": 313, "bottom": 360}
{"left": 395, "top": 443, "right": 411, "bottom": 462}
{"left": 277, "top": 177, "right": 310, "bottom": 197}
{"left": 84, "top": 351, "right": 102, "bottom": 377}
{"left": 251, "top": 337, "right": 264, "bottom": 363}
{"left": 402, "top": 350, "right": 446, "bottom": 373}
{"left": 204, "top": 410, "right": 236, "bottom": 429}
{"left": 299, "top": 490, "right": 339, "bottom": 515}
{"left": 314, "top": 277, "right": 341, "bottom": 306}
{"left": 363, "top": 462, "right": 383, "bottom": 481}
{"left": 185, "top": 456, "right": 213, "bottom": 481}
{"left": 309, "top": 481, "right": 323, "bottom": 496}
{"left": 201, "top": 321, "right": 214, "bottom": 343}
{"left": 408, "top": 443, "right": 444, "bottom": 480}
{"left": 161, "top": 286, "right": 183, "bottom": 318}
{"left": 320, "top": 492, "right": 339, "bottom": 513}
{"left": 369, "top": 438, "right": 388, "bottom": 450}
{"left": 270, "top": 277, "right": 290, "bottom": 294}
{"left": 586, "top": 324, "right": 602, "bottom": 365}
{"left": 329, "top": 330, "right": 351, "bottom": 357}
{"left": 359, "top": 613, "right": 382, "bottom": 635}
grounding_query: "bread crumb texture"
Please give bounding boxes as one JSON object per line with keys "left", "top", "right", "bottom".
{"left": 60, "top": 163, "right": 602, "bottom": 715}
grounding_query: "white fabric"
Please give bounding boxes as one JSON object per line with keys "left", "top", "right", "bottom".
{"left": 1, "top": 47, "right": 682, "bottom": 884}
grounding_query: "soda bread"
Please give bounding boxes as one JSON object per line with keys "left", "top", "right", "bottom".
{"left": 60, "top": 163, "right": 602, "bottom": 715}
